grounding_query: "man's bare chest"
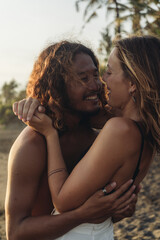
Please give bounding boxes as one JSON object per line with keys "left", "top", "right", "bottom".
{"left": 60, "top": 129, "right": 98, "bottom": 173}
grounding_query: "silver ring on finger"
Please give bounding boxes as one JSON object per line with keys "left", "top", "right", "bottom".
{"left": 102, "top": 188, "right": 108, "bottom": 196}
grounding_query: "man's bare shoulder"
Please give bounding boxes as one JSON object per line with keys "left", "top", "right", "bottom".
{"left": 14, "top": 126, "right": 46, "bottom": 145}
{"left": 9, "top": 126, "right": 47, "bottom": 171}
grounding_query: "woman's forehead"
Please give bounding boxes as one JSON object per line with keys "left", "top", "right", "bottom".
{"left": 108, "top": 47, "right": 122, "bottom": 70}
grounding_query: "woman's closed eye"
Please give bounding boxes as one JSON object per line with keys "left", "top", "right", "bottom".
{"left": 106, "top": 71, "right": 112, "bottom": 75}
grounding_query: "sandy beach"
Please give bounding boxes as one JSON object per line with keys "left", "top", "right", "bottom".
{"left": 0, "top": 126, "right": 160, "bottom": 240}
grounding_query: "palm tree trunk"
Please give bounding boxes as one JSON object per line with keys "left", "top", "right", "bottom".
{"left": 113, "top": 0, "right": 121, "bottom": 33}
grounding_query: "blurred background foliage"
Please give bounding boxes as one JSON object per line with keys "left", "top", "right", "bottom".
{"left": 0, "top": 0, "right": 159, "bottom": 125}
{"left": 75, "top": 0, "right": 160, "bottom": 61}
{"left": 0, "top": 80, "right": 26, "bottom": 125}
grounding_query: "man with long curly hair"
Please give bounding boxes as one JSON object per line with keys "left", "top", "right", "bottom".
{"left": 5, "top": 41, "right": 137, "bottom": 240}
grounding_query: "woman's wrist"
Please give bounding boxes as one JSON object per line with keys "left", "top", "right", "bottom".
{"left": 44, "top": 127, "right": 58, "bottom": 139}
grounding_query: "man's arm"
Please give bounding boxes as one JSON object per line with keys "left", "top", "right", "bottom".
{"left": 5, "top": 127, "right": 88, "bottom": 240}
{"left": 5, "top": 126, "right": 136, "bottom": 240}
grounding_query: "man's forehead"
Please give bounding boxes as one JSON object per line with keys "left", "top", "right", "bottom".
{"left": 73, "top": 53, "right": 97, "bottom": 73}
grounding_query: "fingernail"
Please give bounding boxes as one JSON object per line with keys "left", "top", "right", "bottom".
{"left": 111, "top": 182, "right": 116, "bottom": 187}
{"left": 27, "top": 118, "right": 30, "bottom": 121}
{"left": 132, "top": 185, "right": 136, "bottom": 190}
{"left": 132, "top": 194, "right": 136, "bottom": 198}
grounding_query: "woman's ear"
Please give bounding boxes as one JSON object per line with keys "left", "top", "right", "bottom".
{"left": 129, "top": 81, "right": 136, "bottom": 94}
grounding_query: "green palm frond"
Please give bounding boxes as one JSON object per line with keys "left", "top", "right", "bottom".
{"left": 74, "top": 0, "right": 160, "bottom": 62}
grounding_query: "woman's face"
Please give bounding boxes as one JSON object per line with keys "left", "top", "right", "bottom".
{"left": 103, "top": 47, "right": 132, "bottom": 110}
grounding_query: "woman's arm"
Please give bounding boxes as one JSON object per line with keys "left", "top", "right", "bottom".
{"left": 27, "top": 112, "right": 139, "bottom": 213}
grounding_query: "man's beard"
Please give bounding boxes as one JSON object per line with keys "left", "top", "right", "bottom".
{"left": 79, "top": 107, "right": 101, "bottom": 117}
{"left": 65, "top": 106, "right": 101, "bottom": 123}
{"left": 63, "top": 93, "right": 101, "bottom": 117}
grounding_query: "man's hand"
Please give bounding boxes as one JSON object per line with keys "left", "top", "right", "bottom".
{"left": 13, "top": 97, "right": 45, "bottom": 122}
{"left": 77, "top": 180, "right": 136, "bottom": 224}
{"left": 112, "top": 184, "right": 141, "bottom": 223}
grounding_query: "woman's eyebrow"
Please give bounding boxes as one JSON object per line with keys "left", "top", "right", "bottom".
{"left": 107, "top": 64, "right": 112, "bottom": 70}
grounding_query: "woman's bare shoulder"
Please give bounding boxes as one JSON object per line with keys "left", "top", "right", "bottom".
{"left": 100, "top": 117, "right": 142, "bottom": 152}
{"left": 103, "top": 117, "right": 140, "bottom": 133}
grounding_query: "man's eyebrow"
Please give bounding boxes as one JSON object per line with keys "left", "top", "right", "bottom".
{"left": 77, "top": 72, "right": 86, "bottom": 76}
{"left": 77, "top": 68, "right": 98, "bottom": 75}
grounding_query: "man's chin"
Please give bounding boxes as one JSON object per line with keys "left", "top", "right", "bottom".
{"left": 80, "top": 107, "right": 101, "bottom": 117}
{"left": 66, "top": 105, "right": 101, "bottom": 117}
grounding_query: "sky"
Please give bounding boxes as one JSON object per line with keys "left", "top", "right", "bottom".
{"left": 0, "top": 0, "right": 107, "bottom": 91}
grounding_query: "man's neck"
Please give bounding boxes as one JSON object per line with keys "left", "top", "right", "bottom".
{"left": 63, "top": 111, "right": 89, "bottom": 131}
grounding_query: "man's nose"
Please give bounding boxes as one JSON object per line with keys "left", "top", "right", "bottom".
{"left": 88, "top": 78, "right": 102, "bottom": 91}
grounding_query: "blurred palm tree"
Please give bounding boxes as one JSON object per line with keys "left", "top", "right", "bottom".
{"left": 144, "top": 0, "right": 160, "bottom": 35}
{"left": 75, "top": 0, "right": 160, "bottom": 61}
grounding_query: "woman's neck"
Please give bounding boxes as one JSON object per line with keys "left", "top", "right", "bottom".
{"left": 115, "top": 101, "right": 141, "bottom": 122}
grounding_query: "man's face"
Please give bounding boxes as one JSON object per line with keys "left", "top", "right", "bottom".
{"left": 66, "top": 53, "right": 102, "bottom": 115}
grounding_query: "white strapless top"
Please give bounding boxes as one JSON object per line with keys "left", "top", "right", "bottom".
{"left": 53, "top": 210, "right": 114, "bottom": 240}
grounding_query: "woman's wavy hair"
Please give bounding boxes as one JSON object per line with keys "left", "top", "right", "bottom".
{"left": 26, "top": 41, "right": 100, "bottom": 131}
{"left": 114, "top": 35, "right": 160, "bottom": 152}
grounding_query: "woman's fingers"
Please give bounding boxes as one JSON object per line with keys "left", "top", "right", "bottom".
{"left": 13, "top": 100, "right": 25, "bottom": 118}
{"left": 13, "top": 98, "right": 42, "bottom": 122}
{"left": 17, "top": 99, "right": 26, "bottom": 119}
{"left": 13, "top": 102, "right": 18, "bottom": 115}
{"left": 22, "top": 98, "right": 41, "bottom": 122}
{"left": 25, "top": 99, "right": 41, "bottom": 121}
{"left": 22, "top": 97, "right": 33, "bottom": 121}
{"left": 38, "top": 105, "right": 46, "bottom": 113}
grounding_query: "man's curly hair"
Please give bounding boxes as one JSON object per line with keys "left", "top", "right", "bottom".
{"left": 26, "top": 41, "right": 101, "bottom": 130}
